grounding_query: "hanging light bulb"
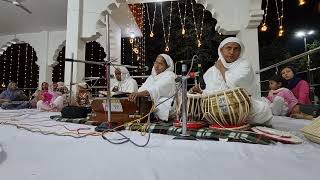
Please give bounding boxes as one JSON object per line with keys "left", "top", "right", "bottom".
{"left": 260, "top": 23, "right": 268, "bottom": 32}
{"left": 129, "top": 38, "right": 134, "bottom": 44}
{"left": 1, "top": 82, "right": 6, "bottom": 88}
{"left": 133, "top": 47, "right": 139, "bottom": 54}
{"left": 197, "top": 40, "right": 202, "bottom": 47}
{"left": 150, "top": 31, "right": 154, "bottom": 37}
{"left": 182, "top": 27, "right": 186, "bottom": 35}
{"left": 278, "top": 26, "right": 284, "bottom": 37}
{"left": 165, "top": 46, "right": 170, "bottom": 52}
{"left": 298, "top": 0, "right": 306, "bottom": 6}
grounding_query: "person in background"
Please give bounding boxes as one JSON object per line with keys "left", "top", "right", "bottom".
{"left": 111, "top": 67, "right": 138, "bottom": 93}
{"left": 0, "top": 81, "right": 29, "bottom": 109}
{"left": 281, "top": 66, "right": 311, "bottom": 104}
{"left": 265, "top": 75, "right": 299, "bottom": 116}
{"left": 76, "top": 82, "right": 91, "bottom": 106}
{"left": 266, "top": 75, "right": 320, "bottom": 120}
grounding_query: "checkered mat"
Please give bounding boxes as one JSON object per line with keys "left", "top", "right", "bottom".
{"left": 50, "top": 115, "right": 273, "bottom": 145}
{"left": 125, "top": 122, "right": 273, "bottom": 145}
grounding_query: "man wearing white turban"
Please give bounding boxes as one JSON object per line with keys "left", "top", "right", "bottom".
{"left": 128, "top": 54, "right": 176, "bottom": 121}
{"left": 111, "top": 67, "right": 138, "bottom": 93}
{"left": 191, "top": 37, "right": 272, "bottom": 125}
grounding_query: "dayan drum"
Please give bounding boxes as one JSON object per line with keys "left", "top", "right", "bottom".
{"left": 174, "top": 93, "right": 206, "bottom": 129}
{"left": 90, "top": 97, "right": 152, "bottom": 126}
{"left": 201, "top": 87, "right": 251, "bottom": 130}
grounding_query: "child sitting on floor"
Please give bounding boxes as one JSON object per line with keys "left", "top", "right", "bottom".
{"left": 266, "top": 75, "right": 319, "bottom": 120}
{"left": 266, "top": 75, "right": 299, "bottom": 116}
{"left": 37, "top": 92, "right": 64, "bottom": 112}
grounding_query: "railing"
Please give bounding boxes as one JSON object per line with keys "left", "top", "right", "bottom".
{"left": 257, "top": 46, "right": 320, "bottom": 103}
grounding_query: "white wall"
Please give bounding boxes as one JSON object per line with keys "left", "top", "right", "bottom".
{"left": 0, "top": 20, "right": 121, "bottom": 88}
{"left": 0, "top": 31, "right": 66, "bottom": 87}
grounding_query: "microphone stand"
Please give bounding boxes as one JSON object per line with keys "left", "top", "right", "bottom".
{"left": 106, "top": 14, "right": 111, "bottom": 124}
{"left": 174, "top": 63, "right": 197, "bottom": 140}
{"left": 69, "top": 53, "right": 74, "bottom": 105}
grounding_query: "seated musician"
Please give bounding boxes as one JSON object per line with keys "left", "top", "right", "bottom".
{"left": 0, "top": 81, "right": 29, "bottom": 109}
{"left": 29, "top": 82, "right": 50, "bottom": 108}
{"left": 76, "top": 82, "right": 91, "bottom": 106}
{"left": 191, "top": 37, "right": 272, "bottom": 125}
{"left": 128, "top": 54, "right": 176, "bottom": 121}
{"left": 111, "top": 67, "right": 138, "bottom": 93}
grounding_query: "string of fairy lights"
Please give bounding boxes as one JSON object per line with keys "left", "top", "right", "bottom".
{"left": 0, "top": 43, "right": 38, "bottom": 93}
{"left": 260, "top": 0, "right": 309, "bottom": 36}
{"left": 125, "top": 0, "right": 207, "bottom": 58}
{"left": 178, "top": 0, "right": 188, "bottom": 35}
{"left": 160, "top": 1, "right": 173, "bottom": 52}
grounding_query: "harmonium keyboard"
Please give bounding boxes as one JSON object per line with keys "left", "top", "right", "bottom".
{"left": 90, "top": 97, "right": 152, "bottom": 126}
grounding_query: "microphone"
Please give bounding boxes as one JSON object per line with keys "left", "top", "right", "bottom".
{"left": 177, "top": 55, "right": 199, "bottom": 64}
{"left": 175, "top": 72, "right": 199, "bottom": 82}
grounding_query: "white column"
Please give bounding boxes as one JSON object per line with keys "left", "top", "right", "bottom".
{"left": 65, "top": 0, "right": 86, "bottom": 91}
{"left": 237, "top": 28, "right": 261, "bottom": 94}
{"left": 37, "top": 31, "right": 52, "bottom": 86}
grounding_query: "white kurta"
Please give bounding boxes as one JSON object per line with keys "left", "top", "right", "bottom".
{"left": 111, "top": 78, "right": 138, "bottom": 93}
{"left": 111, "top": 67, "right": 138, "bottom": 93}
{"left": 138, "top": 54, "right": 176, "bottom": 121}
{"left": 202, "top": 37, "right": 272, "bottom": 125}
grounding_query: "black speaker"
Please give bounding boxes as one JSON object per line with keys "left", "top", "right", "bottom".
{"left": 61, "top": 106, "right": 92, "bottom": 118}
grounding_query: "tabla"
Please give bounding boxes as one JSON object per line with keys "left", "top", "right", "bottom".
{"left": 90, "top": 97, "right": 152, "bottom": 126}
{"left": 201, "top": 88, "right": 251, "bottom": 130}
{"left": 174, "top": 93, "right": 206, "bottom": 129}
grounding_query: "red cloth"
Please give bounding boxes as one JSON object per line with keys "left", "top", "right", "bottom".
{"left": 43, "top": 92, "right": 53, "bottom": 105}
{"left": 291, "top": 80, "right": 311, "bottom": 105}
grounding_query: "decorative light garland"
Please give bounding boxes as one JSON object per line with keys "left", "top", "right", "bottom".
{"left": 24, "top": 44, "right": 28, "bottom": 87}
{"left": 160, "top": 2, "right": 173, "bottom": 52}
{"left": 191, "top": 0, "right": 205, "bottom": 47}
{"left": 2, "top": 51, "right": 6, "bottom": 87}
{"left": 17, "top": 45, "right": 20, "bottom": 84}
{"left": 178, "top": 0, "right": 188, "bottom": 35}
{"left": 9, "top": 46, "right": 13, "bottom": 80}
{"left": 145, "top": 3, "right": 157, "bottom": 38}
{"left": 261, "top": 0, "right": 269, "bottom": 32}
{"left": 275, "top": 0, "right": 284, "bottom": 37}
{"left": 298, "top": 0, "right": 306, "bottom": 6}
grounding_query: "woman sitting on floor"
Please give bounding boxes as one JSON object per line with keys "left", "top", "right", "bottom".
{"left": 0, "top": 82, "right": 28, "bottom": 109}
{"left": 281, "top": 66, "right": 311, "bottom": 104}
{"left": 266, "top": 75, "right": 319, "bottom": 120}
{"left": 128, "top": 54, "right": 176, "bottom": 121}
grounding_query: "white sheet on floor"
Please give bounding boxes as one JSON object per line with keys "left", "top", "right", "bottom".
{"left": 0, "top": 109, "right": 319, "bottom": 180}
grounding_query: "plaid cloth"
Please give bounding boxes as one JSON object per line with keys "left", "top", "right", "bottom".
{"left": 125, "top": 122, "right": 273, "bottom": 145}
{"left": 50, "top": 115, "right": 102, "bottom": 126}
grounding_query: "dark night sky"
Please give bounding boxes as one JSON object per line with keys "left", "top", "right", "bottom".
{"left": 258, "top": 0, "right": 320, "bottom": 55}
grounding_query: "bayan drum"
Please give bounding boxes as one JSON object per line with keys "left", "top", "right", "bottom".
{"left": 174, "top": 93, "right": 206, "bottom": 129}
{"left": 201, "top": 88, "right": 251, "bottom": 130}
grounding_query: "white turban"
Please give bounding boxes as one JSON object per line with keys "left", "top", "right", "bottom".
{"left": 218, "top": 37, "right": 245, "bottom": 69}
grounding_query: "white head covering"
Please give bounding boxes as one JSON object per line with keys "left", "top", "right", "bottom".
{"left": 151, "top": 54, "right": 174, "bottom": 76}
{"left": 115, "top": 67, "right": 131, "bottom": 82}
{"left": 78, "top": 82, "right": 88, "bottom": 89}
{"left": 218, "top": 37, "right": 245, "bottom": 69}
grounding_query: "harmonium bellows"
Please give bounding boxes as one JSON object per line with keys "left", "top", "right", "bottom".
{"left": 90, "top": 97, "right": 152, "bottom": 126}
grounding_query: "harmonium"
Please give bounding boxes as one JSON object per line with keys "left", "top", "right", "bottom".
{"left": 90, "top": 97, "right": 152, "bottom": 126}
